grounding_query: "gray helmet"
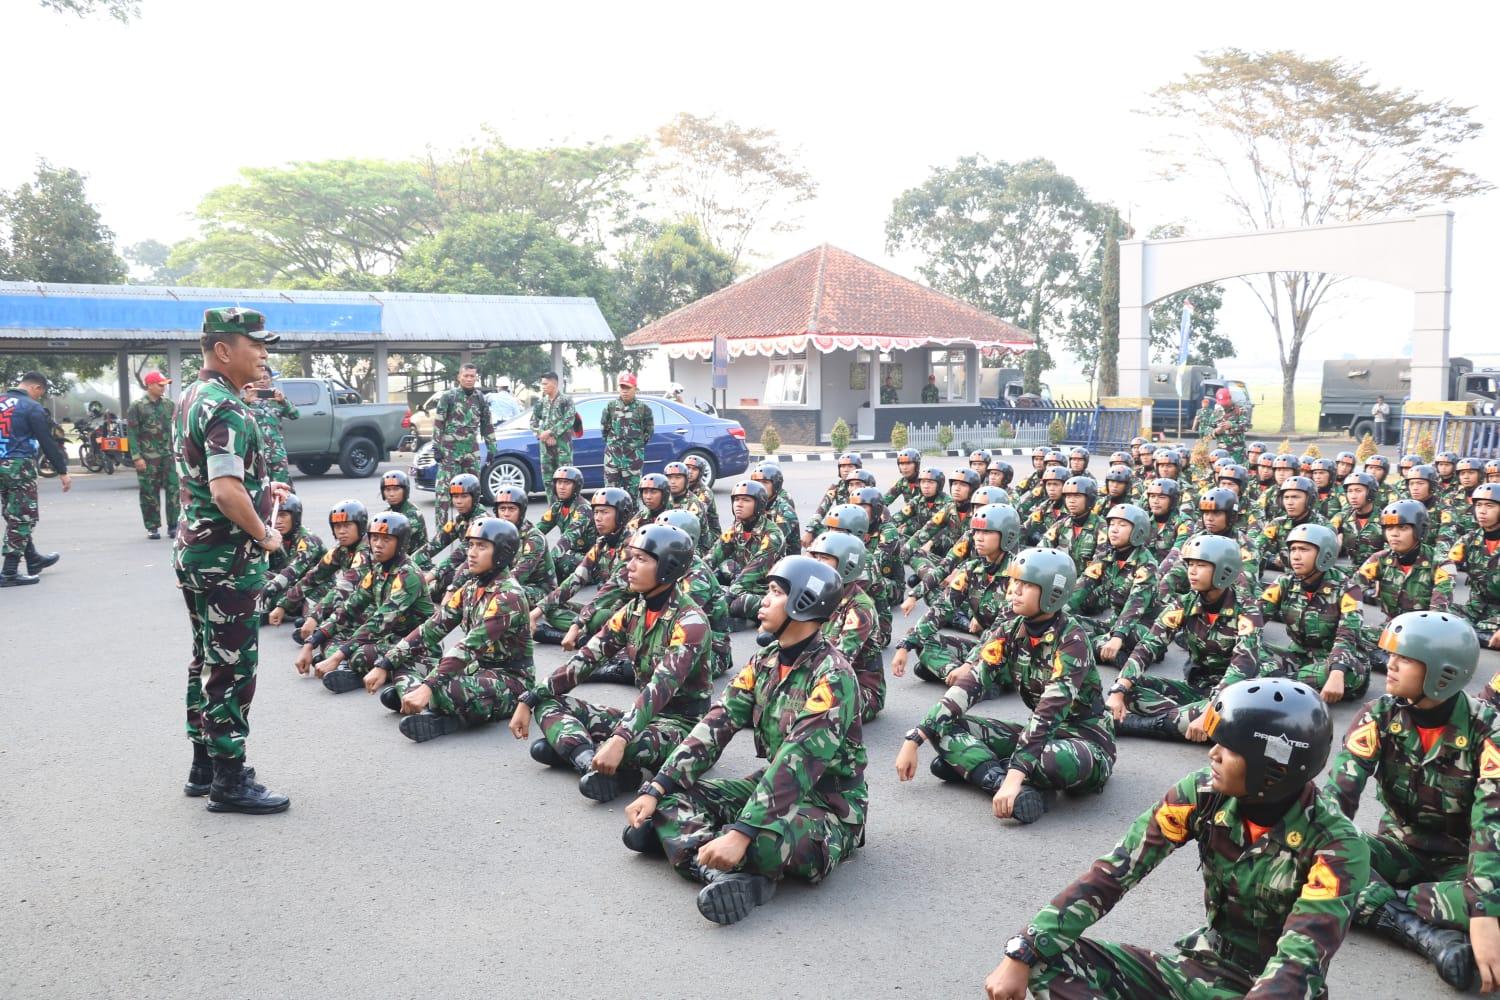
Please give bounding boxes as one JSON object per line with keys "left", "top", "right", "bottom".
{"left": 280, "top": 492, "right": 304, "bottom": 532}
{"left": 1006, "top": 547, "right": 1077, "bottom": 614}
{"left": 1105, "top": 503, "right": 1151, "bottom": 548}
{"left": 464, "top": 516, "right": 520, "bottom": 574}
{"left": 1146, "top": 477, "right": 1180, "bottom": 501}
{"left": 972, "top": 485, "right": 1011, "bottom": 508}
{"left": 1062, "top": 476, "right": 1098, "bottom": 507}
{"left": 1179, "top": 533, "right": 1242, "bottom": 590}
{"left": 847, "top": 469, "right": 878, "bottom": 490}
{"left": 852, "top": 486, "right": 886, "bottom": 521}
{"left": 1196, "top": 487, "right": 1239, "bottom": 517}
{"left": 655, "top": 509, "right": 701, "bottom": 548}
{"left": 970, "top": 503, "right": 1022, "bottom": 554}
{"left": 1286, "top": 522, "right": 1340, "bottom": 575}
{"left": 767, "top": 556, "right": 843, "bottom": 622}
{"left": 1406, "top": 464, "right": 1440, "bottom": 487}
{"left": 807, "top": 531, "right": 868, "bottom": 586}
{"left": 1379, "top": 611, "right": 1481, "bottom": 701}
{"left": 1474, "top": 483, "right": 1500, "bottom": 506}
{"left": 1279, "top": 475, "right": 1315, "bottom": 498}
{"left": 1380, "top": 499, "right": 1429, "bottom": 543}
{"left": 1205, "top": 677, "right": 1331, "bottom": 802}
{"left": 628, "top": 523, "right": 696, "bottom": 587}
{"left": 823, "top": 502, "right": 869, "bottom": 536}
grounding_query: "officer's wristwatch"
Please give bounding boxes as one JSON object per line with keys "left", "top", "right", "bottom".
{"left": 1004, "top": 934, "right": 1037, "bottom": 967}
{"left": 1108, "top": 681, "right": 1131, "bottom": 697}
{"left": 903, "top": 727, "right": 925, "bottom": 746}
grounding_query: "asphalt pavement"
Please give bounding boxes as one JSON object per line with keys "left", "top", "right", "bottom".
{"left": 3, "top": 455, "right": 1496, "bottom": 998}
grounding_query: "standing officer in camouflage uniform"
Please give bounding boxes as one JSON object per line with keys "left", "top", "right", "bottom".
{"left": 241, "top": 373, "right": 299, "bottom": 486}
{"left": 1325, "top": 611, "right": 1500, "bottom": 991}
{"left": 0, "top": 371, "right": 71, "bottom": 587}
{"left": 986, "top": 677, "right": 1368, "bottom": 1000}
{"left": 173, "top": 307, "right": 290, "bottom": 814}
{"left": 529, "top": 371, "right": 576, "bottom": 499}
{"left": 431, "top": 363, "right": 493, "bottom": 523}
{"left": 127, "top": 370, "right": 179, "bottom": 539}
{"left": 1208, "top": 387, "right": 1250, "bottom": 463}
{"left": 600, "top": 372, "right": 654, "bottom": 499}
{"left": 623, "top": 556, "right": 866, "bottom": 926}
{"left": 1451, "top": 483, "right": 1500, "bottom": 649}
{"left": 896, "top": 547, "right": 1116, "bottom": 825}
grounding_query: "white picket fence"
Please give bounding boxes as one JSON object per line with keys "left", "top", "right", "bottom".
{"left": 903, "top": 421, "right": 1050, "bottom": 452}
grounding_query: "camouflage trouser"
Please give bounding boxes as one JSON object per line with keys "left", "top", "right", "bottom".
{"left": 604, "top": 456, "right": 644, "bottom": 501}
{"left": 266, "top": 455, "right": 293, "bottom": 487}
{"left": 535, "top": 694, "right": 693, "bottom": 770}
{"left": 1030, "top": 938, "right": 1254, "bottom": 999}
{"left": 1259, "top": 645, "right": 1372, "bottom": 703}
{"left": 911, "top": 626, "right": 980, "bottom": 683}
{"left": 1074, "top": 615, "right": 1147, "bottom": 667}
{"left": 907, "top": 549, "right": 947, "bottom": 595}
{"left": 1124, "top": 671, "right": 1219, "bottom": 737}
{"left": 552, "top": 545, "right": 585, "bottom": 583}
{"left": 541, "top": 591, "right": 623, "bottom": 637}
{"left": 435, "top": 453, "right": 482, "bottom": 523}
{"left": 652, "top": 774, "right": 862, "bottom": 885}
{"left": 0, "top": 457, "right": 39, "bottom": 556}
{"left": 135, "top": 455, "right": 180, "bottom": 531}
{"left": 540, "top": 442, "right": 573, "bottom": 499}
{"left": 429, "top": 669, "right": 528, "bottom": 725}
{"left": 1355, "top": 833, "right": 1473, "bottom": 931}
{"left": 178, "top": 576, "right": 260, "bottom": 761}
{"left": 854, "top": 648, "right": 886, "bottom": 723}
{"left": 932, "top": 716, "right": 1114, "bottom": 794}
{"left": 1459, "top": 595, "right": 1500, "bottom": 641}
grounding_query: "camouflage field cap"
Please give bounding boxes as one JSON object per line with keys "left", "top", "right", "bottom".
{"left": 202, "top": 306, "right": 278, "bottom": 343}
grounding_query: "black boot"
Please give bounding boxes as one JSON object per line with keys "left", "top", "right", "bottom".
{"left": 379, "top": 685, "right": 402, "bottom": 712}
{"left": 696, "top": 871, "right": 777, "bottom": 925}
{"left": 206, "top": 760, "right": 289, "bottom": 814}
{"left": 186, "top": 752, "right": 255, "bottom": 797}
{"left": 1116, "top": 712, "right": 1182, "bottom": 741}
{"left": 1010, "top": 781, "right": 1055, "bottom": 825}
{"left": 622, "top": 821, "right": 663, "bottom": 856}
{"left": 530, "top": 738, "right": 563, "bottom": 767}
{"left": 968, "top": 760, "right": 1008, "bottom": 792}
{"left": 1367, "top": 900, "right": 1477, "bottom": 989}
{"left": 321, "top": 668, "right": 362, "bottom": 694}
{"left": 579, "top": 765, "right": 643, "bottom": 803}
{"left": 591, "top": 656, "right": 636, "bottom": 685}
{"left": 0, "top": 554, "right": 38, "bottom": 587}
{"left": 399, "top": 712, "right": 464, "bottom": 743}
{"left": 533, "top": 623, "right": 567, "bottom": 645}
{"left": 24, "top": 542, "right": 60, "bottom": 574}
{"left": 148, "top": 529, "right": 161, "bottom": 540}
{"left": 930, "top": 756, "right": 963, "bottom": 783}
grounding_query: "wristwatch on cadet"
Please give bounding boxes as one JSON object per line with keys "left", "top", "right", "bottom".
{"left": 903, "top": 727, "right": 925, "bottom": 746}
{"left": 1108, "top": 681, "right": 1131, "bottom": 697}
{"left": 1004, "top": 933, "right": 1037, "bottom": 967}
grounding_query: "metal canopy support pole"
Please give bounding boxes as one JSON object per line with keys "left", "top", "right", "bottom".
{"left": 116, "top": 348, "right": 131, "bottom": 413}
{"left": 165, "top": 343, "right": 182, "bottom": 401}
{"left": 372, "top": 344, "right": 389, "bottom": 403}
{"left": 551, "top": 343, "right": 564, "bottom": 383}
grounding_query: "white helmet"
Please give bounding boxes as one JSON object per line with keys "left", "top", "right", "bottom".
{"left": 668, "top": 382, "right": 685, "bottom": 398}
{"left": 495, "top": 378, "right": 511, "bottom": 391}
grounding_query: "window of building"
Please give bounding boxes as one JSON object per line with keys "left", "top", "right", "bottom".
{"left": 765, "top": 358, "right": 808, "bottom": 406}
{"left": 929, "top": 349, "right": 969, "bottom": 401}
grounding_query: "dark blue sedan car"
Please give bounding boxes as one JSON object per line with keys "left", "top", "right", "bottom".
{"left": 412, "top": 394, "right": 751, "bottom": 499}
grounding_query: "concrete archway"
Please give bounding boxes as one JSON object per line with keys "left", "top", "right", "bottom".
{"left": 1114, "top": 211, "right": 1454, "bottom": 417}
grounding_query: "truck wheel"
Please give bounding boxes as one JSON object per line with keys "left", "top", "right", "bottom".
{"left": 337, "top": 436, "right": 381, "bottom": 478}
{"left": 484, "top": 457, "right": 533, "bottom": 502}
{"left": 1349, "top": 418, "right": 1372, "bottom": 443}
{"left": 297, "top": 458, "right": 333, "bottom": 477}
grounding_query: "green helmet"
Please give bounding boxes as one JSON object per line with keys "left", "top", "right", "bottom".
{"left": 1105, "top": 503, "right": 1151, "bottom": 548}
{"left": 970, "top": 503, "right": 1022, "bottom": 554}
{"left": 823, "top": 503, "right": 869, "bottom": 536}
{"left": 1006, "top": 547, "right": 1077, "bottom": 614}
{"left": 1179, "top": 533, "right": 1242, "bottom": 590}
{"left": 655, "top": 509, "right": 701, "bottom": 548}
{"left": 972, "top": 485, "right": 1010, "bottom": 508}
{"left": 1286, "top": 522, "right": 1340, "bottom": 575}
{"left": 807, "top": 531, "right": 868, "bottom": 585}
{"left": 1378, "top": 611, "right": 1481, "bottom": 701}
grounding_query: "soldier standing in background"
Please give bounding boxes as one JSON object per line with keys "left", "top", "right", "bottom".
{"left": 530, "top": 371, "right": 576, "bottom": 499}
{"left": 601, "top": 372, "right": 654, "bottom": 500}
{"left": 0, "top": 372, "right": 71, "bottom": 587}
{"left": 242, "top": 373, "right": 299, "bottom": 486}
{"left": 431, "top": 363, "right": 493, "bottom": 523}
{"left": 128, "top": 370, "right": 179, "bottom": 540}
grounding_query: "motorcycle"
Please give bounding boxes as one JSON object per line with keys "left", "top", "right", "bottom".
{"left": 76, "top": 400, "right": 132, "bottom": 474}
{"left": 35, "top": 416, "right": 70, "bottom": 478}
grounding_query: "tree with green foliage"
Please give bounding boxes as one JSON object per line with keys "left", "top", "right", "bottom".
{"left": 38, "top": 0, "right": 138, "bottom": 21}
{"left": 1096, "top": 211, "right": 1124, "bottom": 395}
{"left": 1147, "top": 49, "right": 1491, "bottom": 431}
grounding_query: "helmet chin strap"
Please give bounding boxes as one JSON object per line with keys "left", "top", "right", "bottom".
{"left": 755, "top": 613, "right": 791, "bottom": 648}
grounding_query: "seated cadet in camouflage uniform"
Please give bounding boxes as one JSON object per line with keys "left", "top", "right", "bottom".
{"left": 851, "top": 487, "right": 903, "bottom": 645}
{"left": 1094, "top": 465, "right": 1134, "bottom": 517}
{"left": 1443, "top": 458, "right": 1487, "bottom": 540}
{"left": 490, "top": 484, "right": 554, "bottom": 606}
{"left": 883, "top": 447, "right": 923, "bottom": 513}
{"left": 1137, "top": 488, "right": 1258, "bottom": 620}
{"left": 1355, "top": 500, "right": 1456, "bottom": 656}
{"left": 656, "top": 510, "right": 732, "bottom": 679}
{"left": 901, "top": 484, "right": 1010, "bottom": 608}
{"left": 1333, "top": 447, "right": 1356, "bottom": 481}
{"left": 372, "top": 518, "right": 533, "bottom": 742}
{"left": 1110, "top": 534, "right": 1266, "bottom": 742}
{"left": 600, "top": 372, "right": 653, "bottom": 499}
{"left": 663, "top": 461, "right": 710, "bottom": 551}
{"left": 1365, "top": 454, "right": 1398, "bottom": 509}
{"left": 682, "top": 454, "right": 720, "bottom": 541}
{"left": 893, "top": 503, "right": 1020, "bottom": 686}
{"left": 1323, "top": 611, "right": 1500, "bottom": 990}
{"left": 895, "top": 547, "right": 1116, "bottom": 825}
{"left": 969, "top": 447, "right": 993, "bottom": 480}
{"left": 1132, "top": 441, "right": 1156, "bottom": 481}
{"left": 1247, "top": 453, "right": 1295, "bottom": 531}
{"left": 1488, "top": 458, "right": 1500, "bottom": 485}
{"left": 410, "top": 473, "right": 483, "bottom": 600}
{"left": 1018, "top": 465, "right": 1067, "bottom": 544}
{"left": 537, "top": 466, "right": 594, "bottom": 581}
{"left": 378, "top": 470, "right": 428, "bottom": 554}
{"left": 1434, "top": 450, "right": 1461, "bottom": 501}
{"left": 987, "top": 677, "right": 1368, "bottom": 1000}
{"left": 1040, "top": 476, "right": 1107, "bottom": 575}
{"left": 1246, "top": 450, "right": 1276, "bottom": 507}
{"left": 989, "top": 459, "right": 1014, "bottom": 490}
{"left": 513, "top": 523, "right": 714, "bottom": 803}
{"left": 1335, "top": 472, "right": 1386, "bottom": 569}
{"left": 299, "top": 512, "right": 434, "bottom": 693}
{"left": 712, "top": 479, "right": 785, "bottom": 621}
{"left": 258, "top": 495, "right": 324, "bottom": 622}
{"left": 623, "top": 557, "right": 866, "bottom": 926}
{"left": 905, "top": 468, "right": 979, "bottom": 589}
{"left": 1258, "top": 523, "right": 1374, "bottom": 705}
{"left": 623, "top": 472, "right": 671, "bottom": 535}
{"left": 751, "top": 460, "right": 799, "bottom": 556}
{"left": 1153, "top": 449, "right": 1197, "bottom": 515}
{"left": 1308, "top": 458, "right": 1342, "bottom": 519}
{"left": 806, "top": 531, "right": 884, "bottom": 722}
{"left": 529, "top": 487, "right": 637, "bottom": 647}
{"left": 1252, "top": 475, "right": 1330, "bottom": 577}
{"left": 802, "top": 452, "right": 861, "bottom": 547}
{"left": 1406, "top": 463, "right": 1463, "bottom": 547}
{"left": 1453, "top": 483, "right": 1500, "bottom": 653}
{"left": 892, "top": 464, "right": 947, "bottom": 541}
{"left": 1013, "top": 446, "right": 1047, "bottom": 496}
{"left": 1142, "top": 478, "right": 1190, "bottom": 562}
{"left": 267, "top": 499, "right": 368, "bottom": 632}
{"left": 1069, "top": 503, "right": 1159, "bottom": 668}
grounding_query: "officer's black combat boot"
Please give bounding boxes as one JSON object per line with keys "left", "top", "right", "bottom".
{"left": 24, "top": 542, "right": 59, "bottom": 574}
{"left": 533, "top": 623, "right": 567, "bottom": 645}
{"left": 379, "top": 685, "right": 402, "bottom": 712}
{"left": 399, "top": 711, "right": 464, "bottom": 743}
{"left": 929, "top": 756, "right": 963, "bottom": 783}
{"left": 579, "top": 765, "right": 642, "bottom": 803}
{"left": 1367, "top": 900, "right": 1477, "bottom": 989}
{"left": 186, "top": 743, "right": 254, "bottom": 797}
{"left": 622, "top": 821, "right": 664, "bottom": 855}
{"left": 206, "top": 759, "right": 290, "bottom": 815}
{"left": 0, "top": 554, "right": 38, "bottom": 587}
{"left": 591, "top": 656, "right": 636, "bottom": 685}
{"left": 530, "top": 738, "right": 563, "bottom": 767}
{"left": 320, "top": 668, "right": 362, "bottom": 694}
{"left": 696, "top": 870, "right": 776, "bottom": 925}
{"left": 1116, "top": 712, "right": 1182, "bottom": 741}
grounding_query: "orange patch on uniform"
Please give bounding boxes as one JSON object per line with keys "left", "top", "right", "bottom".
{"left": 445, "top": 588, "right": 463, "bottom": 610}
{"left": 804, "top": 678, "right": 836, "bottom": 713}
{"left": 1359, "top": 559, "right": 1379, "bottom": 581}
{"left": 1489, "top": 672, "right": 1500, "bottom": 693}
{"left": 608, "top": 609, "right": 629, "bottom": 633}
{"left": 951, "top": 570, "right": 970, "bottom": 592}
{"left": 1160, "top": 608, "right": 1184, "bottom": 629}
{"left": 1262, "top": 584, "right": 1281, "bottom": 604}
{"left": 730, "top": 664, "right": 756, "bottom": 691}
{"left": 670, "top": 623, "right": 687, "bottom": 647}
{"left": 1301, "top": 856, "right": 1341, "bottom": 901}
{"left": 1083, "top": 562, "right": 1104, "bottom": 580}
{"left": 1236, "top": 615, "right": 1255, "bottom": 637}
{"left": 392, "top": 575, "right": 404, "bottom": 594}
{"left": 1339, "top": 593, "right": 1360, "bottom": 615}
{"left": 844, "top": 609, "right": 861, "bottom": 631}
{"left": 485, "top": 596, "right": 501, "bottom": 617}
{"left": 1346, "top": 719, "right": 1378, "bottom": 759}
{"left": 1481, "top": 740, "right": 1500, "bottom": 781}
{"left": 360, "top": 572, "right": 373, "bottom": 589}
{"left": 1154, "top": 802, "right": 1195, "bottom": 844}
{"left": 981, "top": 638, "right": 1005, "bottom": 665}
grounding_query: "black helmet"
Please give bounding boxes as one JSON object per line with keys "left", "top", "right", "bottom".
{"left": 367, "top": 510, "right": 412, "bottom": 556}
{"left": 1272, "top": 454, "right": 1298, "bottom": 471}
{"left": 1380, "top": 499, "right": 1429, "bottom": 543}
{"left": 1197, "top": 487, "right": 1239, "bottom": 517}
{"left": 767, "top": 556, "right": 842, "bottom": 622}
{"left": 1364, "top": 455, "right": 1391, "bottom": 473}
{"left": 1109, "top": 450, "right": 1131, "bottom": 466}
{"left": 1030, "top": 446, "right": 1050, "bottom": 461}
{"left": 823, "top": 502, "right": 869, "bottom": 536}
{"left": 970, "top": 503, "right": 1022, "bottom": 553}
{"left": 1279, "top": 475, "right": 1314, "bottom": 497}
{"left": 853, "top": 485, "right": 886, "bottom": 520}
{"left": 836, "top": 452, "right": 863, "bottom": 470}
{"left": 1308, "top": 458, "right": 1337, "bottom": 477}
{"left": 1146, "top": 477, "right": 1180, "bottom": 501}
{"left": 1104, "top": 464, "right": 1133, "bottom": 486}
{"left": 663, "top": 460, "right": 691, "bottom": 486}
{"left": 1405, "top": 464, "right": 1439, "bottom": 486}
{"left": 848, "top": 469, "right": 878, "bottom": 490}
{"left": 1068, "top": 446, "right": 1090, "bottom": 464}
{"left": 1399, "top": 453, "right": 1421, "bottom": 470}
{"left": 1341, "top": 472, "right": 1379, "bottom": 498}
{"left": 655, "top": 509, "right": 702, "bottom": 548}
{"left": 591, "top": 487, "right": 638, "bottom": 529}
{"left": 280, "top": 493, "right": 304, "bottom": 532}
{"left": 751, "top": 461, "right": 784, "bottom": 496}
{"left": 729, "top": 479, "right": 770, "bottom": 519}
{"left": 1130, "top": 436, "right": 1148, "bottom": 448}
{"left": 1208, "top": 448, "right": 1230, "bottom": 463}
{"left": 1216, "top": 464, "right": 1249, "bottom": 490}
{"left": 1045, "top": 449, "right": 1066, "bottom": 466}
{"left": 447, "top": 473, "right": 483, "bottom": 504}
{"left": 950, "top": 468, "right": 982, "bottom": 491}
{"left": 1437, "top": 450, "right": 1460, "bottom": 465}
{"left": 1204, "top": 677, "right": 1331, "bottom": 803}
{"left": 553, "top": 465, "right": 584, "bottom": 497}
{"left": 464, "top": 516, "right": 520, "bottom": 574}
{"left": 381, "top": 469, "right": 412, "bottom": 506}
{"left": 639, "top": 471, "right": 669, "bottom": 495}
{"left": 329, "top": 498, "right": 369, "bottom": 537}
{"left": 1040, "top": 465, "right": 1069, "bottom": 485}
{"left": 492, "top": 483, "right": 528, "bottom": 515}
{"left": 918, "top": 465, "right": 947, "bottom": 494}
{"left": 629, "top": 523, "right": 696, "bottom": 587}
{"left": 807, "top": 531, "right": 868, "bottom": 585}
{"left": 896, "top": 447, "right": 922, "bottom": 469}
{"left": 992, "top": 460, "right": 1013, "bottom": 485}
{"left": 683, "top": 454, "right": 711, "bottom": 480}
{"left": 1062, "top": 475, "right": 1098, "bottom": 507}
{"left": 969, "top": 448, "right": 993, "bottom": 466}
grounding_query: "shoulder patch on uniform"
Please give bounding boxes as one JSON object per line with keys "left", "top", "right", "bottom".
{"left": 391, "top": 575, "right": 404, "bottom": 594}
{"left": 1154, "top": 801, "right": 1195, "bottom": 844}
{"left": 1434, "top": 566, "right": 1451, "bottom": 585}
{"left": 1263, "top": 523, "right": 1278, "bottom": 540}
{"left": 1262, "top": 583, "right": 1281, "bottom": 604}
{"left": 485, "top": 596, "right": 502, "bottom": 617}
{"left": 1339, "top": 593, "right": 1360, "bottom": 615}
{"left": 1237, "top": 615, "right": 1255, "bottom": 637}
{"left": 445, "top": 588, "right": 463, "bottom": 610}
{"left": 1451, "top": 541, "right": 1466, "bottom": 562}
{"left": 321, "top": 550, "right": 335, "bottom": 566}
{"left": 951, "top": 569, "right": 970, "bottom": 592}
{"left": 981, "top": 638, "right": 1005, "bottom": 665}
{"left": 1133, "top": 565, "right": 1151, "bottom": 584}
{"left": 1083, "top": 561, "right": 1104, "bottom": 580}
{"left": 759, "top": 535, "right": 771, "bottom": 552}
{"left": 804, "top": 677, "right": 835, "bottom": 713}
{"left": 670, "top": 622, "right": 687, "bottom": 647}
{"left": 1489, "top": 672, "right": 1500, "bottom": 694}
{"left": 443, "top": 521, "right": 455, "bottom": 533}
{"left": 608, "top": 608, "right": 628, "bottom": 633}
{"left": 1346, "top": 719, "right": 1378, "bottom": 759}
{"left": 298, "top": 539, "right": 309, "bottom": 553}
{"left": 1160, "top": 607, "right": 1184, "bottom": 629}
{"left": 1300, "top": 856, "right": 1342, "bottom": 901}
{"left": 721, "top": 530, "right": 734, "bottom": 543}
{"left": 1441, "top": 511, "right": 1453, "bottom": 524}
{"left": 953, "top": 538, "right": 969, "bottom": 559}
{"left": 1481, "top": 740, "right": 1500, "bottom": 781}
{"left": 844, "top": 608, "right": 861, "bottom": 631}
{"left": 730, "top": 663, "right": 756, "bottom": 691}
{"left": 1359, "top": 558, "right": 1379, "bottom": 581}
{"left": 1051, "top": 651, "right": 1067, "bottom": 680}
{"left": 932, "top": 511, "right": 947, "bottom": 527}
{"left": 360, "top": 572, "right": 373, "bottom": 589}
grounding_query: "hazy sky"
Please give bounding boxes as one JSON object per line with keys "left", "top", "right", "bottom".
{"left": 5, "top": 0, "right": 1497, "bottom": 382}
